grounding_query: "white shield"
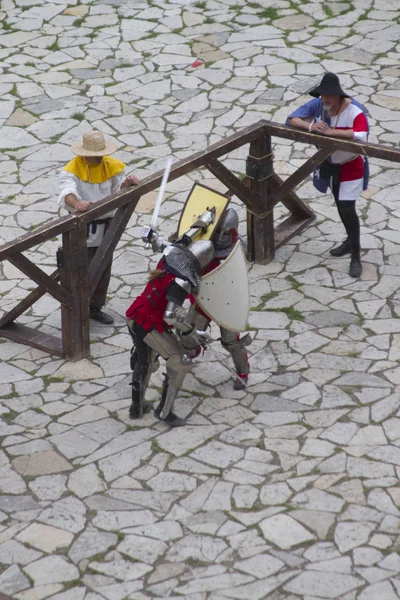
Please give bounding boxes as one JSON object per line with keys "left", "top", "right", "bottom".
{"left": 196, "top": 241, "right": 250, "bottom": 332}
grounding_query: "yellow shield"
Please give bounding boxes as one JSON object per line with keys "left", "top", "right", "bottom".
{"left": 177, "top": 183, "right": 230, "bottom": 240}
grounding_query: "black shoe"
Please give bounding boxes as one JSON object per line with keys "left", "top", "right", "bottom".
{"left": 154, "top": 408, "right": 186, "bottom": 427}
{"left": 90, "top": 307, "right": 114, "bottom": 325}
{"left": 349, "top": 255, "right": 362, "bottom": 278}
{"left": 330, "top": 239, "right": 351, "bottom": 257}
{"left": 129, "top": 402, "right": 152, "bottom": 419}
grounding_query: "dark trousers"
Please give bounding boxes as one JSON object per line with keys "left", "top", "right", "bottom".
{"left": 87, "top": 247, "right": 112, "bottom": 309}
{"left": 321, "top": 161, "right": 361, "bottom": 256}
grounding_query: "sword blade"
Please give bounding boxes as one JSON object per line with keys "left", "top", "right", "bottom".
{"left": 151, "top": 157, "right": 173, "bottom": 229}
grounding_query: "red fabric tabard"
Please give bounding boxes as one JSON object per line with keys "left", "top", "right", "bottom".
{"left": 126, "top": 270, "right": 176, "bottom": 333}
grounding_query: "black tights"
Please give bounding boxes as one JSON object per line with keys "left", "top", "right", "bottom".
{"left": 334, "top": 199, "right": 360, "bottom": 255}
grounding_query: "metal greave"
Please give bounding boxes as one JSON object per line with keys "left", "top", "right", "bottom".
{"left": 221, "top": 328, "right": 251, "bottom": 376}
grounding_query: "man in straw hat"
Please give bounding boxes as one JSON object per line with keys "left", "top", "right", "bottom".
{"left": 287, "top": 72, "right": 369, "bottom": 278}
{"left": 58, "top": 130, "right": 139, "bottom": 324}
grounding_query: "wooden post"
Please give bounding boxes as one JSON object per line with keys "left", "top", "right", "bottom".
{"left": 246, "top": 133, "right": 274, "bottom": 264}
{"left": 59, "top": 222, "right": 90, "bottom": 361}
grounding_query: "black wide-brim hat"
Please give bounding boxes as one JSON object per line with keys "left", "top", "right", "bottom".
{"left": 309, "top": 72, "right": 350, "bottom": 98}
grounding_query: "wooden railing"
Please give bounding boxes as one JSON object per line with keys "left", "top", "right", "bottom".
{"left": 1, "top": 120, "right": 400, "bottom": 361}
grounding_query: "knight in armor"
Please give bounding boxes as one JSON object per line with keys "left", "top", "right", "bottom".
{"left": 144, "top": 207, "right": 251, "bottom": 390}
{"left": 126, "top": 239, "right": 215, "bottom": 427}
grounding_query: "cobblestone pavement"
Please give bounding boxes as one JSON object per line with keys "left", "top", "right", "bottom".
{"left": 1, "top": 0, "right": 400, "bottom": 599}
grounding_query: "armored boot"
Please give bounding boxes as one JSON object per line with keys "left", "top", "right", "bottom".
{"left": 154, "top": 374, "right": 186, "bottom": 427}
{"left": 128, "top": 344, "right": 158, "bottom": 420}
{"left": 129, "top": 380, "right": 152, "bottom": 419}
{"left": 221, "top": 329, "right": 251, "bottom": 390}
{"left": 234, "top": 374, "right": 249, "bottom": 390}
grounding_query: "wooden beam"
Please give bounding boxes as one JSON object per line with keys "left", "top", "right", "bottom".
{"left": 8, "top": 253, "right": 72, "bottom": 307}
{"left": 269, "top": 146, "right": 333, "bottom": 206}
{"left": 0, "top": 323, "right": 63, "bottom": 357}
{"left": 225, "top": 175, "right": 251, "bottom": 199}
{"left": 205, "top": 159, "right": 260, "bottom": 213}
{"left": 0, "top": 124, "right": 265, "bottom": 266}
{"left": 77, "top": 122, "right": 267, "bottom": 224}
{"left": 0, "top": 214, "right": 76, "bottom": 262}
{"left": 274, "top": 214, "right": 316, "bottom": 249}
{"left": 269, "top": 173, "right": 314, "bottom": 219}
{"left": 0, "top": 270, "right": 60, "bottom": 328}
{"left": 88, "top": 198, "right": 141, "bottom": 299}
{"left": 263, "top": 120, "right": 400, "bottom": 163}
{"left": 1, "top": 119, "right": 400, "bottom": 267}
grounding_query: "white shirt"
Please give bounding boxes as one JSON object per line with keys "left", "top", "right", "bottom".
{"left": 58, "top": 170, "right": 124, "bottom": 247}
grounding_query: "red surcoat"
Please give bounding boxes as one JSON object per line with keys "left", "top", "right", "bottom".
{"left": 126, "top": 264, "right": 176, "bottom": 333}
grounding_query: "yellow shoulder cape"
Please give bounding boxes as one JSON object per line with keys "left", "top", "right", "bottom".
{"left": 64, "top": 156, "right": 126, "bottom": 184}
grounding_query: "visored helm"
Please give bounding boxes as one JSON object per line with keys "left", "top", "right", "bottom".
{"left": 213, "top": 207, "right": 239, "bottom": 252}
{"left": 187, "top": 239, "right": 215, "bottom": 270}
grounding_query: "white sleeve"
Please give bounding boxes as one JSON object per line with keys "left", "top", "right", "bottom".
{"left": 110, "top": 171, "right": 125, "bottom": 195}
{"left": 353, "top": 131, "right": 368, "bottom": 142}
{"left": 58, "top": 171, "right": 82, "bottom": 212}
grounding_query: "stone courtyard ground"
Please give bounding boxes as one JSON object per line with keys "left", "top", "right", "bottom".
{"left": 1, "top": 0, "right": 400, "bottom": 598}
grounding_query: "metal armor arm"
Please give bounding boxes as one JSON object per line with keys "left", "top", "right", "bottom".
{"left": 164, "top": 279, "right": 211, "bottom": 348}
{"left": 174, "top": 206, "right": 216, "bottom": 247}
{"left": 141, "top": 226, "right": 171, "bottom": 253}
{"left": 164, "top": 278, "right": 193, "bottom": 333}
{"left": 141, "top": 207, "right": 216, "bottom": 254}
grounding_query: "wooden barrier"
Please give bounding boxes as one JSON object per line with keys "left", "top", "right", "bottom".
{"left": 1, "top": 121, "right": 400, "bottom": 360}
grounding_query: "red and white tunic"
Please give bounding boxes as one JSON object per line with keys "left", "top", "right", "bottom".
{"left": 329, "top": 103, "right": 368, "bottom": 201}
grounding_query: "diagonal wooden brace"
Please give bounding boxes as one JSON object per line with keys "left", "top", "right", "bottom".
{"left": 0, "top": 269, "right": 60, "bottom": 328}
{"left": 205, "top": 158, "right": 261, "bottom": 214}
{"left": 269, "top": 146, "right": 333, "bottom": 207}
{"left": 8, "top": 253, "right": 72, "bottom": 308}
{"left": 88, "top": 198, "right": 141, "bottom": 299}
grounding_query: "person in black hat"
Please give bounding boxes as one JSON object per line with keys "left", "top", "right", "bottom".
{"left": 286, "top": 72, "right": 369, "bottom": 278}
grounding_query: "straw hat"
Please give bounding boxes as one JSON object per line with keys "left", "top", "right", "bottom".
{"left": 71, "top": 130, "right": 117, "bottom": 157}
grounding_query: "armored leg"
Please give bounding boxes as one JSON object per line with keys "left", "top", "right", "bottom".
{"left": 143, "top": 329, "right": 193, "bottom": 426}
{"left": 157, "top": 353, "right": 193, "bottom": 423}
{"left": 220, "top": 328, "right": 251, "bottom": 390}
{"left": 128, "top": 323, "right": 159, "bottom": 419}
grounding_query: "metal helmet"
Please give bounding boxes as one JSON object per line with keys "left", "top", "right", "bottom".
{"left": 213, "top": 207, "right": 239, "bottom": 252}
{"left": 187, "top": 240, "right": 215, "bottom": 270}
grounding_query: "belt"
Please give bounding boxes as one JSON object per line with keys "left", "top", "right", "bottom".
{"left": 88, "top": 218, "right": 112, "bottom": 235}
{"left": 331, "top": 155, "right": 359, "bottom": 166}
{"left": 91, "top": 218, "right": 112, "bottom": 225}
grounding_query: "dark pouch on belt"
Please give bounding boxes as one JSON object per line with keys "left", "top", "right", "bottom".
{"left": 87, "top": 218, "right": 111, "bottom": 237}
{"left": 319, "top": 161, "right": 340, "bottom": 183}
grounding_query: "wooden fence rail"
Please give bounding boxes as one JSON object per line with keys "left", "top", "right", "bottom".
{"left": 1, "top": 120, "right": 400, "bottom": 360}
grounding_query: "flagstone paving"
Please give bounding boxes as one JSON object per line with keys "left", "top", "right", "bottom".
{"left": 1, "top": 0, "right": 400, "bottom": 598}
